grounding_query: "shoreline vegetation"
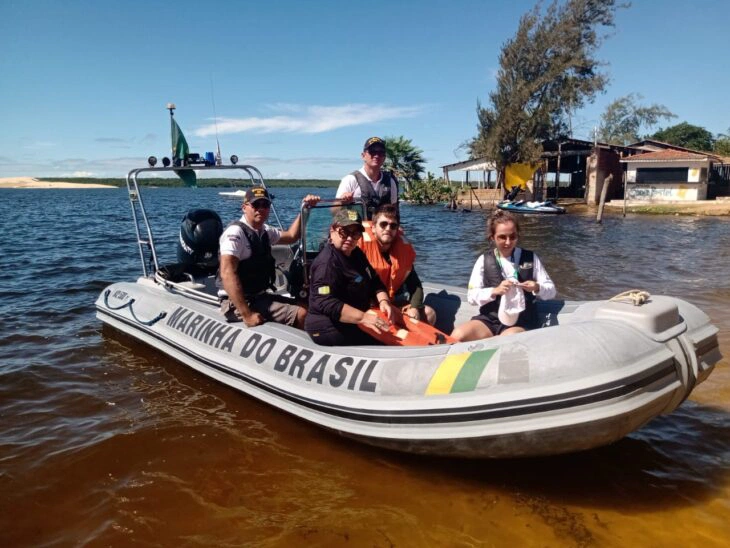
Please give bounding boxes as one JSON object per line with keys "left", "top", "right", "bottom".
{"left": 3, "top": 177, "right": 727, "bottom": 216}
{"left": 0, "top": 176, "right": 339, "bottom": 189}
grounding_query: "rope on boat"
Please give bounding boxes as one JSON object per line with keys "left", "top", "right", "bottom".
{"left": 608, "top": 289, "right": 651, "bottom": 306}
{"left": 103, "top": 289, "right": 167, "bottom": 326}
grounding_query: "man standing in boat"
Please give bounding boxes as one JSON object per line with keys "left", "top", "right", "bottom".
{"left": 218, "top": 187, "right": 320, "bottom": 328}
{"left": 358, "top": 204, "right": 436, "bottom": 325}
{"left": 336, "top": 137, "right": 399, "bottom": 220}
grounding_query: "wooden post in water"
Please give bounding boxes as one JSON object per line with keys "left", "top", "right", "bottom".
{"left": 596, "top": 174, "right": 613, "bottom": 223}
{"left": 555, "top": 142, "right": 562, "bottom": 201}
{"left": 470, "top": 187, "right": 484, "bottom": 209}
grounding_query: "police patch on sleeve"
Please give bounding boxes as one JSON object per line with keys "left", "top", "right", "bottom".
{"left": 318, "top": 286, "right": 331, "bottom": 295}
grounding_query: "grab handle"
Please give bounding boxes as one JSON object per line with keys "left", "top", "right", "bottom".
{"left": 103, "top": 289, "right": 167, "bottom": 326}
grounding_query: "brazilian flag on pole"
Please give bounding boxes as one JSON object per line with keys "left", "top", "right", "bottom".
{"left": 171, "top": 118, "right": 189, "bottom": 161}
{"left": 171, "top": 118, "right": 197, "bottom": 187}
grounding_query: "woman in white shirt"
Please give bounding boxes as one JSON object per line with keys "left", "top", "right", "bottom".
{"left": 451, "top": 210, "right": 556, "bottom": 342}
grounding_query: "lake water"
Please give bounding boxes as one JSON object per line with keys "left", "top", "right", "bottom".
{"left": 1, "top": 187, "right": 729, "bottom": 546}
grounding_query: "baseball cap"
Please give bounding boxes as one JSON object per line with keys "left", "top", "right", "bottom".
{"left": 363, "top": 136, "right": 386, "bottom": 151}
{"left": 332, "top": 208, "right": 363, "bottom": 227}
{"left": 244, "top": 187, "right": 271, "bottom": 204}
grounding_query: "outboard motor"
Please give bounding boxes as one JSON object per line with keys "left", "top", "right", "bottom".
{"left": 176, "top": 209, "right": 223, "bottom": 274}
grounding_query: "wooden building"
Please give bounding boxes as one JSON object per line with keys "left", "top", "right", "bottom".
{"left": 442, "top": 138, "right": 728, "bottom": 206}
{"left": 442, "top": 138, "right": 637, "bottom": 205}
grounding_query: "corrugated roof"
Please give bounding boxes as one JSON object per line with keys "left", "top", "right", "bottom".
{"left": 625, "top": 139, "right": 699, "bottom": 152}
{"left": 441, "top": 158, "right": 498, "bottom": 171}
{"left": 620, "top": 149, "right": 716, "bottom": 162}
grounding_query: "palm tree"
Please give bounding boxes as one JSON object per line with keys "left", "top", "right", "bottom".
{"left": 383, "top": 136, "right": 425, "bottom": 192}
{"left": 715, "top": 128, "right": 730, "bottom": 157}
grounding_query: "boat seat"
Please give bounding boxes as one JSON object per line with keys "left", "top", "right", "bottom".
{"left": 179, "top": 275, "right": 219, "bottom": 296}
{"left": 157, "top": 264, "right": 220, "bottom": 295}
{"left": 158, "top": 262, "right": 218, "bottom": 282}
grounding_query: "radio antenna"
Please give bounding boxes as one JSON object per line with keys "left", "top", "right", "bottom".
{"left": 210, "top": 75, "right": 222, "bottom": 165}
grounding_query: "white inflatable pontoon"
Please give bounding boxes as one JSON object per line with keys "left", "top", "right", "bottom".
{"left": 96, "top": 161, "right": 722, "bottom": 458}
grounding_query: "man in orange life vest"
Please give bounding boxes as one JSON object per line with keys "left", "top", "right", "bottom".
{"left": 358, "top": 204, "right": 437, "bottom": 325}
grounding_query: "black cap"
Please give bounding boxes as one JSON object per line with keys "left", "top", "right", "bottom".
{"left": 244, "top": 187, "right": 271, "bottom": 204}
{"left": 363, "top": 136, "right": 386, "bottom": 151}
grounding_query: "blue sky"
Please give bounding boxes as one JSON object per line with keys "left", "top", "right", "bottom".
{"left": 1, "top": 0, "right": 728, "bottom": 180}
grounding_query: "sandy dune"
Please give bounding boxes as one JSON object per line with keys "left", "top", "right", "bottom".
{"left": 0, "top": 177, "right": 116, "bottom": 189}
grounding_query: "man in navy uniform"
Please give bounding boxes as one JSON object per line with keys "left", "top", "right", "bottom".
{"left": 218, "top": 187, "right": 320, "bottom": 327}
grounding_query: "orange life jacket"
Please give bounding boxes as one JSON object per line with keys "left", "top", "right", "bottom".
{"left": 359, "top": 221, "right": 416, "bottom": 300}
{"left": 358, "top": 308, "right": 456, "bottom": 346}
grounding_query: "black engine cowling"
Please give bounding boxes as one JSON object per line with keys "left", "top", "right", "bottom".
{"left": 176, "top": 209, "right": 223, "bottom": 273}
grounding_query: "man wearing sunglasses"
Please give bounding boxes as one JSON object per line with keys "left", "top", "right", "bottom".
{"left": 218, "top": 187, "right": 320, "bottom": 328}
{"left": 359, "top": 204, "right": 436, "bottom": 325}
{"left": 336, "top": 136, "right": 399, "bottom": 220}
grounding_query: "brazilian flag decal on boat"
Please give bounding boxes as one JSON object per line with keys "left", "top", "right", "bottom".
{"left": 426, "top": 349, "right": 497, "bottom": 395}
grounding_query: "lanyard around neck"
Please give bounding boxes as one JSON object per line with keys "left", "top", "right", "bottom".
{"left": 494, "top": 248, "right": 519, "bottom": 281}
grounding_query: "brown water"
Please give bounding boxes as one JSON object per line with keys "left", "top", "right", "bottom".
{"left": 1, "top": 188, "right": 728, "bottom": 546}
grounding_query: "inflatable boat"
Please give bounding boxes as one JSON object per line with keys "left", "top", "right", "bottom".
{"left": 96, "top": 161, "right": 721, "bottom": 458}
{"left": 497, "top": 199, "right": 566, "bottom": 214}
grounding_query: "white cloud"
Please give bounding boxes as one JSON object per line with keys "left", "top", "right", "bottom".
{"left": 194, "top": 103, "right": 426, "bottom": 137}
{"left": 71, "top": 171, "right": 96, "bottom": 177}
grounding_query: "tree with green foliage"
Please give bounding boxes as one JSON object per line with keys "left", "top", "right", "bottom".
{"left": 383, "top": 136, "right": 425, "bottom": 191}
{"left": 597, "top": 93, "right": 675, "bottom": 144}
{"left": 713, "top": 129, "right": 730, "bottom": 157}
{"left": 401, "top": 172, "right": 457, "bottom": 204}
{"left": 470, "top": 0, "right": 625, "bottom": 170}
{"left": 650, "top": 122, "right": 715, "bottom": 152}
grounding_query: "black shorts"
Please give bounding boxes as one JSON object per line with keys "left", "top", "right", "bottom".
{"left": 470, "top": 312, "right": 533, "bottom": 336}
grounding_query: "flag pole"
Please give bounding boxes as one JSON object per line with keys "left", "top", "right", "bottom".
{"left": 167, "top": 103, "right": 176, "bottom": 165}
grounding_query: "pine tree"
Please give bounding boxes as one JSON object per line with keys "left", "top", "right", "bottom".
{"left": 470, "top": 0, "right": 626, "bottom": 169}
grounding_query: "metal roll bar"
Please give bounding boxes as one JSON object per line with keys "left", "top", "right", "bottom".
{"left": 126, "top": 164, "right": 285, "bottom": 277}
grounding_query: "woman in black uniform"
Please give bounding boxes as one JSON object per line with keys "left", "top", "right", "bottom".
{"left": 305, "top": 208, "right": 398, "bottom": 346}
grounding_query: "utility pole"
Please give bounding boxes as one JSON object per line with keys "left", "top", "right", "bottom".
{"left": 555, "top": 142, "right": 562, "bottom": 201}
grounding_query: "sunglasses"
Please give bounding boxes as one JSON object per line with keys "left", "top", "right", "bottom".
{"left": 377, "top": 220, "right": 399, "bottom": 230}
{"left": 336, "top": 226, "right": 363, "bottom": 240}
{"left": 248, "top": 200, "right": 271, "bottom": 210}
{"left": 367, "top": 148, "right": 386, "bottom": 156}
